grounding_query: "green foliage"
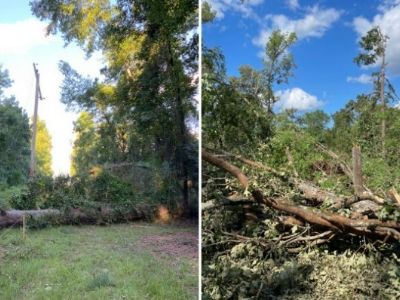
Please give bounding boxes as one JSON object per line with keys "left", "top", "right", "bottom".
{"left": 263, "top": 30, "right": 297, "bottom": 113}
{"left": 70, "top": 112, "right": 98, "bottom": 175}
{"left": 90, "top": 171, "right": 137, "bottom": 204}
{"left": 33, "top": 0, "right": 199, "bottom": 216}
{"left": 202, "top": 31, "right": 296, "bottom": 151}
{"left": 0, "top": 98, "right": 31, "bottom": 187}
{"left": 202, "top": 1, "right": 216, "bottom": 23}
{"left": 297, "top": 110, "right": 330, "bottom": 143}
{"left": 8, "top": 171, "right": 144, "bottom": 213}
{"left": 354, "top": 26, "right": 387, "bottom": 67}
{"left": 202, "top": 49, "right": 272, "bottom": 150}
{"left": 35, "top": 119, "right": 53, "bottom": 176}
{"left": 0, "top": 64, "right": 12, "bottom": 97}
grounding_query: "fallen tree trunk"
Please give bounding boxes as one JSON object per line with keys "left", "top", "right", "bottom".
{"left": 202, "top": 149, "right": 400, "bottom": 242}
{"left": 0, "top": 209, "right": 61, "bottom": 228}
{"left": 0, "top": 205, "right": 152, "bottom": 229}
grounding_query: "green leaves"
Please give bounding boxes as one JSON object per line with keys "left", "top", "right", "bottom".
{"left": 0, "top": 98, "right": 30, "bottom": 187}
{"left": 202, "top": 30, "right": 297, "bottom": 152}
{"left": 354, "top": 26, "right": 388, "bottom": 67}
{"left": 36, "top": 119, "right": 53, "bottom": 177}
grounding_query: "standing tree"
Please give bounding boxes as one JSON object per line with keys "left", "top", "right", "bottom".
{"left": 0, "top": 66, "right": 31, "bottom": 186}
{"left": 31, "top": 0, "right": 198, "bottom": 216}
{"left": 202, "top": 31, "right": 296, "bottom": 151}
{"left": 354, "top": 26, "right": 389, "bottom": 158}
{"left": 263, "top": 30, "right": 297, "bottom": 114}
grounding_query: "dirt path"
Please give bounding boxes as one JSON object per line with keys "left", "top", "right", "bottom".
{"left": 140, "top": 229, "right": 198, "bottom": 260}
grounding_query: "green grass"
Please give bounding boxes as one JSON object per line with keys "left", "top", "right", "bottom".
{"left": 0, "top": 223, "right": 198, "bottom": 300}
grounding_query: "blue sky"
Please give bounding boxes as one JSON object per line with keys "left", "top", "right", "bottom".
{"left": 203, "top": 0, "right": 400, "bottom": 114}
{"left": 0, "top": 0, "right": 103, "bottom": 175}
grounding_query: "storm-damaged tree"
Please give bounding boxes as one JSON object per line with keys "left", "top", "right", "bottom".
{"left": 354, "top": 26, "right": 398, "bottom": 159}
{"left": 202, "top": 30, "right": 296, "bottom": 151}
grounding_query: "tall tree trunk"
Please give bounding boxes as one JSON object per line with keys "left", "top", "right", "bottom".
{"left": 352, "top": 145, "right": 363, "bottom": 196}
{"left": 380, "top": 36, "right": 386, "bottom": 159}
{"left": 167, "top": 40, "right": 190, "bottom": 216}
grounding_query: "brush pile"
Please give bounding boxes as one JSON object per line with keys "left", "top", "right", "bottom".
{"left": 202, "top": 146, "right": 400, "bottom": 299}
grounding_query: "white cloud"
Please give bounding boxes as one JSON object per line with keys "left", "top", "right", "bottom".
{"left": 352, "top": 2, "right": 400, "bottom": 75}
{"left": 2, "top": 19, "right": 103, "bottom": 175}
{"left": 287, "top": 0, "right": 299, "bottom": 10}
{"left": 253, "top": 5, "right": 341, "bottom": 49}
{"left": 207, "top": 0, "right": 264, "bottom": 20}
{"left": 378, "top": 0, "right": 400, "bottom": 12}
{"left": 5, "top": 53, "right": 103, "bottom": 175}
{"left": 346, "top": 74, "right": 373, "bottom": 84}
{"left": 0, "top": 19, "right": 56, "bottom": 55}
{"left": 275, "top": 87, "right": 323, "bottom": 111}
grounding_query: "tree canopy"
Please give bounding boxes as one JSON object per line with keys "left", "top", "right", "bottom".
{"left": 31, "top": 0, "right": 199, "bottom": 215}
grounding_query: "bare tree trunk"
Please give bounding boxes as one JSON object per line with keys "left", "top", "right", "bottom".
{"left": 380, "top": 35, "right": 387, "bottom": 159}
{"left": 352, "top": 145, "right": 363, "bottom": 196}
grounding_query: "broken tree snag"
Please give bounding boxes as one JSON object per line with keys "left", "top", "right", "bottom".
{"left": 202, "top": 149, "right": 249, "bottom": 189}
{"left": 352, "top": 145, "right": 364, "bottom": 196}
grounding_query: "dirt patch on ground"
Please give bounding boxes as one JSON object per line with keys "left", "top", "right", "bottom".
{"left": 140, "top": 230, "right": 198, "bottom": 260}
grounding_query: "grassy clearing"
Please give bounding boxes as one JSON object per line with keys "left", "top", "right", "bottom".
{"left": 0, "top": 223, "right": 198, "bottom": 300}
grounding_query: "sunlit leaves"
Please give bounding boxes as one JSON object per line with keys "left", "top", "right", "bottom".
{"left": 36, "top": 119, "right": 53, "bottom": 176}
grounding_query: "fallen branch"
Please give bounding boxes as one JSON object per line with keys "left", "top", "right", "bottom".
{"left": 388, "top": 187, "right": 400, "bottom": 205}
{"left": 202, "top": 149, "right": 249, "bottom": 189}
{"left": 202, "top": 149, "right": 400, "bottom": 241}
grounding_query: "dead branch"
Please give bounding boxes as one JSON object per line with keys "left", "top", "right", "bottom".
{"left": 203, "top": 151, "right": 400, "bottom": 242}
{"left": 202, "top": 149, "right": 249, "bottom": 189}
{"left": 388, "top": 187, "right": 400, "bottom": 205}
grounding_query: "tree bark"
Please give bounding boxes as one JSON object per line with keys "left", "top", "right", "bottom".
{"left": 203, "top": 151, "right": 400, "bottom": 241}
{"left": 352, "top": 145, "right": 363, "bottom": 196}
{"left": 0, "top": 207, "right": 149, "bottom": 229}
{"left": 0, "top": 209, "right": 60, "bottom": 228}
{"left": 379, "top": 28, "right": 387, "bottom": 158}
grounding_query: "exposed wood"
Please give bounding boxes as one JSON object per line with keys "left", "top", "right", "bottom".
{"left": 388, "top": 187, "right": 400, "bottom": 205}
{"left": 230, "top": 153, "right": 347, "bottom": 207}
{"left": 29, "top": 63, "right": 44, "bottom": 177}
{"left": 202, "top": 149, "right": 249, "bottom": 189}
{"left": 203, "top": 151, "right": 400, "bottom": 241}
{"left": 0, "top": 209, "right": 60, "bottom": 228}
{"left": 352, "top": 145, "right": 364, "bottom": 196}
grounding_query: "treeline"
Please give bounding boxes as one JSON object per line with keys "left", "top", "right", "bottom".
{"left": 29, "top": 0, "right": 198, "bottom": 217}
{"left": 0, "top": 66, "right": 52, "bottom": 190}
{"left": 1, "top": 1, "right": 198, "bottom": 219}
{"left": 202, "top": 22, "right": 399, "bottom": 191}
